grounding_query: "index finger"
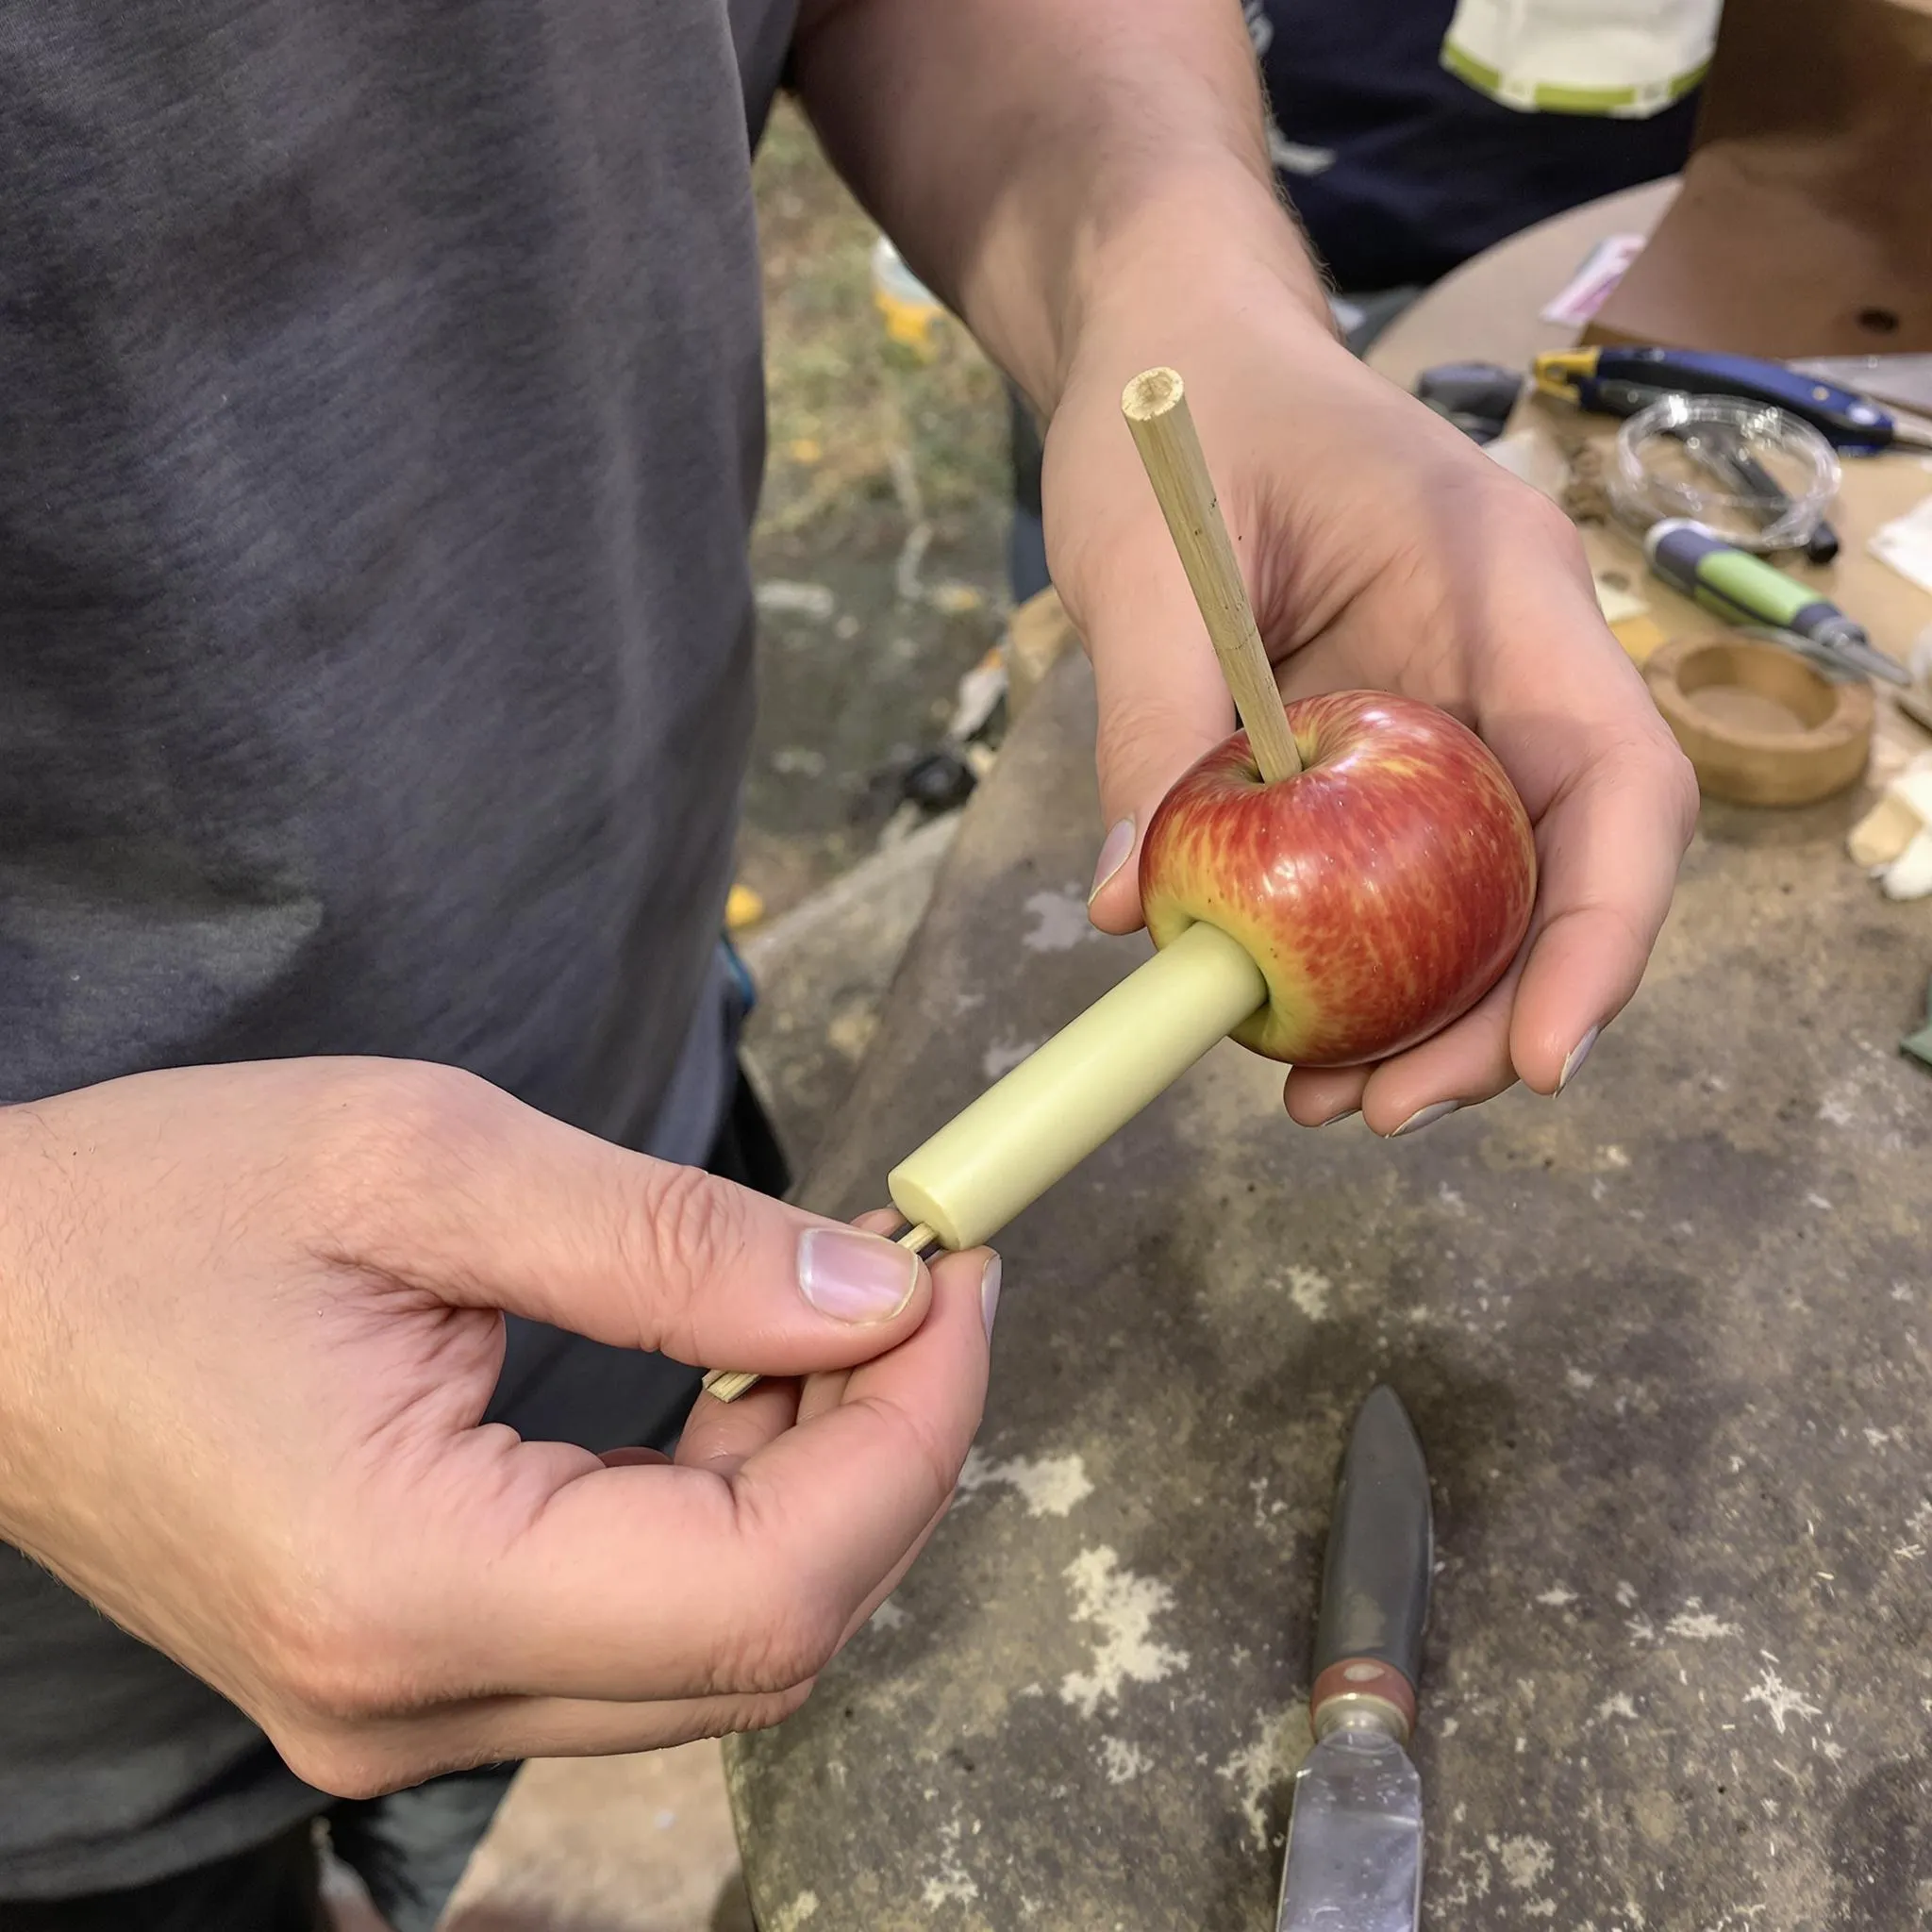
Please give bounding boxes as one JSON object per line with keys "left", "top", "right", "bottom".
{"left": 1315, "top": 711, "right": 1694, "bottom": 1130}
{"left": 418, "top": 1246, "right": 992, "bottom": 1706}
{"left": 1503, "top": 732, "right": 1696, "bottom": 1091}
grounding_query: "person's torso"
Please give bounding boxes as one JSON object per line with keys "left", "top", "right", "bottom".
{"left": 0, "top": 0, "right": 794, "bottom": 1893}
{"left": 0, "top": 0, "right": 793, "bottom": 1151}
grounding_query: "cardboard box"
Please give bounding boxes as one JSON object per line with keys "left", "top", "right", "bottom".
{"left": 1587, "top": 0, "right": 1932, "bottom": 356}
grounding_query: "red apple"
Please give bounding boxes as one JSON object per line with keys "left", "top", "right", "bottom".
{"left": 1139, "top": 691, "right": 1536, "bottom": 1066}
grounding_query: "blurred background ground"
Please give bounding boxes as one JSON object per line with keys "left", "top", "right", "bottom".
{"left": 734, "top": 97, "right": 1012, "bottom": 925}
{"left": 323, "top": 95, "right": 1016, "bottom": 1932}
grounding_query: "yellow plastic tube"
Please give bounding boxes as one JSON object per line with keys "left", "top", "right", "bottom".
{"left": 887, "top": 921, "right": 1267, "bottom": 1251}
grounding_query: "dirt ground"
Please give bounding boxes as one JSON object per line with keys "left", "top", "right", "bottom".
{"left": 736, "top": 98, "right": 1014, "bottom": 923}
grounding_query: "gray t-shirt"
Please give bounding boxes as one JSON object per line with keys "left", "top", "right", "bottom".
{"left": 0, "top": 0, "right": 795, "bottom": 1893}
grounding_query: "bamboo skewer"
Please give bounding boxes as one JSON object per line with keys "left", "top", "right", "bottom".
{"left": 700, "top": 368, "right": 1291, "bottom": 1405}
{"left": 1120, "top": 367, "right": 1301, "bottom": 782}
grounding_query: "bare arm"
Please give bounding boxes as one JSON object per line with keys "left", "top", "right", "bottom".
{"left": 791, "top": 0, "right": 1331, "bottom": 410}
{"left": 788, "top": 0, "right": 1696, "bottom": 1132}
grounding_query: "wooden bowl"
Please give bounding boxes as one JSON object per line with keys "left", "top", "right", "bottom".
{"left": 1642, "top": 635, "right": 1874, "bottom": 806}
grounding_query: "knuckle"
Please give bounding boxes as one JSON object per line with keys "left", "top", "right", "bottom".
{"left": 1094, "top": 690, "right": 1192, "bottom": 781}
{"left": 298, "top": 1060, "right": 507, "bottom": 1252}
{"left": 1663, "top": 741, "right": 1702, "bottom": 838}
{"left": 874, "top": 1374, "right": 978, "bottom": 1514}
{"left": 273, "top": 1730, "right": 406, "bottom": 1803}
{"left": 258, "top": 1586, "right": 431, "bottom": 1732}
{"left": 709, "top": 1683, "right": 817, "bottom": 1739}
{"left": 271, "top": 1628, "right": 394, "bottom": 1727}
{"left": 629, "top": 1162, "right": 754, "bottom": 1342}
{"left": 719, "top": 1590, "right": 846, "bottom": 1698}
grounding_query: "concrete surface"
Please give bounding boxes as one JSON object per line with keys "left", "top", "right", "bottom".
{"left": 727, "top": 652, "right": 1932, "bottom": 1930}
{"left": 319, "top": 1747, "right": 748, "bottom": 1932}
{"left": 440, "top": 1749, "right": 752, "bottom": 1932}
{"left": 740, "top": 809, "right": 961, "bottom": 1169}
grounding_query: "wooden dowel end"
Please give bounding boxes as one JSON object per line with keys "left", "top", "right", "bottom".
{"left": 1122, "top": 368, "right": 1301, "bottom": 783}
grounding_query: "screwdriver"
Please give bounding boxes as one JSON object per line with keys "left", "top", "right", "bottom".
{"left": 1535, "top": 347, "right": 1932, "bottom": 456}
{"left": 1644, "top": 520, "right": 1909, "bottom": 685}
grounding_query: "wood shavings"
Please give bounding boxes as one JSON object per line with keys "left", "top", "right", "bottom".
{"left": 1561, "top": 441, "right": 1615, "bottom": 525}
{"left": 1848, "top": 749, "right": 1932, "bottom": 897}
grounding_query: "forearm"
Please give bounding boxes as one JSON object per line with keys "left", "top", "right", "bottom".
{"left": 791, "top": 0, "right": 1334, "bottom": 411}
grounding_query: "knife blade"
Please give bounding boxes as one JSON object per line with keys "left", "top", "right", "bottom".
{"left": 1275, "top": 1386, "right": 1434, "bottom": 1932}
{"left": 1789, "top": 354, "right": 1932, "bottom": 423}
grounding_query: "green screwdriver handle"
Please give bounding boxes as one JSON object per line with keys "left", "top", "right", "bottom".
{"left": 1644, "top": 518, "right": 1856, "bottom": 645}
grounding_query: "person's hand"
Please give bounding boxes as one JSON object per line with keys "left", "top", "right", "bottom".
{"left": 0, "top": 1059, "right": 995, "bottom": 1797}
{"left": 1043, "top": 211, "right": 1697, "bottom": 1136}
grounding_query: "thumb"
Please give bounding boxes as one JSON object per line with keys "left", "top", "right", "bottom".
{"left": 358, "top": 1070, "right": 933, "bottom": 1377}
{"left": 1075, "top": 567, "right": 1239, "bottom": 936}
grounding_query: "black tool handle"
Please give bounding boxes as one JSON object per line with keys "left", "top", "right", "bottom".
{"left": 1413, "top": 361, "right": 1524, "bottom": 444}
{"left": 1310, "top": 1386, "right": 1433, "bottom": 1737}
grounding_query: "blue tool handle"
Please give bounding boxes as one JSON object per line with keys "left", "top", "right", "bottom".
{"left": 1591, "top": 349, "right": 1894, "bottom": 453}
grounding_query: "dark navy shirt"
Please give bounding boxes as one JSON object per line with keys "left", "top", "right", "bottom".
{"left": 0, "top": 0, "right": 793, "bottom": 1897}
{"left": 1252, "top": 0, "right": 1701, "bottom": 291}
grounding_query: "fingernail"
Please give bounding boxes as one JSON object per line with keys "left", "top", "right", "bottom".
{"left": 1317, "top": 1106, "right": 1361, "bottom": 1127}
{"left": 980, "top": 1256, "right": 1003, "bottom": 1341}
{"left": 1557, "top": 1024, "right": 1600, "bottom": 1094}
{"left": 1088, "top": 819, "right": 1136, "bottom": 903}
{"left": 1389, "top": 1100, "right": 1461, "bottom": 1139}
{"left": 797, "top": 1227, "right": 922, "bottom": 1324}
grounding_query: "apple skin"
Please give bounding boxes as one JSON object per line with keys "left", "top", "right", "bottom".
{"left": 1139, "top": 691, "right": 1537, "bottom": 1067}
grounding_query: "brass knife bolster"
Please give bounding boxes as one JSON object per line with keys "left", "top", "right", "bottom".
{"left": 1310, "top": 1657, "right": 1417, "bottom": 1744}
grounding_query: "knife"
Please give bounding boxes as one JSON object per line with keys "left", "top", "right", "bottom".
{"left": 1275, "top": 1386, "right": 1434, "bottom": 1932}
{"left": 1788, "top": 354, "right": 1932, "bottom": 424}
{"left": 1533, "top": 346, "right": 1932, "bottom": 455}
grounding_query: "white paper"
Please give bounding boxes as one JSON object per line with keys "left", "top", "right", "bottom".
{"left": 1541, "top": 233, "right": 1648, "bottom": 325}
{"left": 1869, "top": 493, "right": 1932, "bottom": 599}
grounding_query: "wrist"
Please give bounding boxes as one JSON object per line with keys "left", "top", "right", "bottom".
{"left": 1048, "top": 164, "right": 1340, "bottom": 409}
{"left": 971, "top": 151, "right": 1335, "bottom": 415}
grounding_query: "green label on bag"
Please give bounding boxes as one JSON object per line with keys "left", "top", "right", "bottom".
{"left": 1441, "top": 41, "right": 1707, "bottom": 113}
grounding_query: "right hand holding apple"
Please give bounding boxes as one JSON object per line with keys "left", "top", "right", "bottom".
{"left": 0, "top": 1060, "right": 994, "bottom": 1797}
{"left": 1044, "top": 269, "right": 1697, "bottom": 1133}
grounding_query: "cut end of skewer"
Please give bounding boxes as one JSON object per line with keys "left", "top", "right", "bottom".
{"left": 1122, "top": 366, "right": 1185, "bottom": 422}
